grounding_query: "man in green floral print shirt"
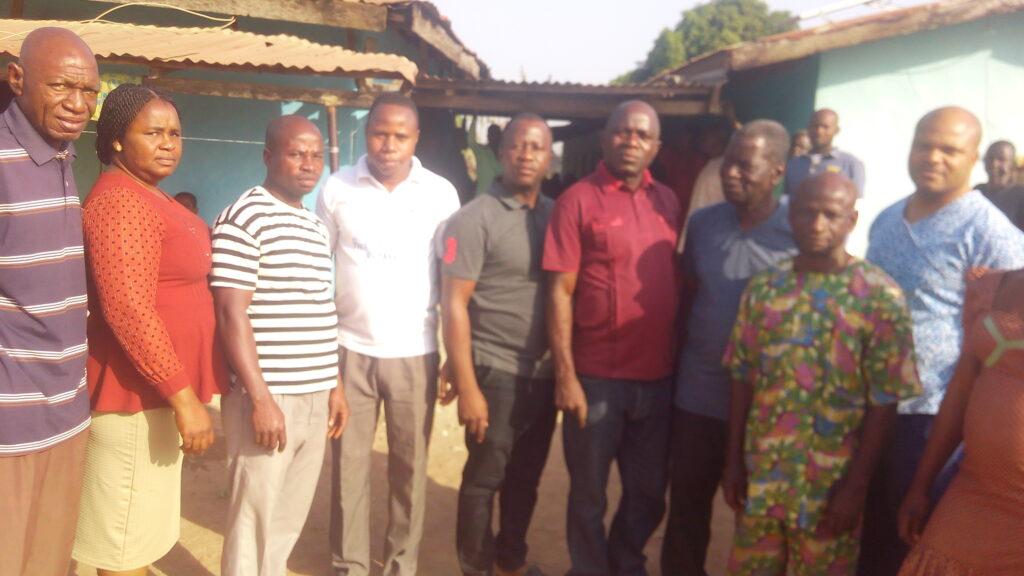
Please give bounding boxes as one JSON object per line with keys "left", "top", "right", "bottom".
{"left": 721, "top": 172, "right": 921, "bottom": 575}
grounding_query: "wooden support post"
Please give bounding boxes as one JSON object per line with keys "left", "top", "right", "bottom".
{"left": 326, "top": 105, "right": 339, "bottom": 174}
{"left": 10, "top": 0, "right": 24, "bottom": 17}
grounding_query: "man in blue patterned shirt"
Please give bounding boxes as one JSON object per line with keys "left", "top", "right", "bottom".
{"left": 859, "top": 106, "right": 1024, "bottom": 575}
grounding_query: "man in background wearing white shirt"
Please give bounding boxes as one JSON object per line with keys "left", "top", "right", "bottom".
{"left": 317, "top": 93, "right": 461, "bottom": 576}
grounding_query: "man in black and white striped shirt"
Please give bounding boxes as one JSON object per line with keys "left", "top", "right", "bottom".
{"left": 211, "top": 115, "right": 349, "bottom": 576}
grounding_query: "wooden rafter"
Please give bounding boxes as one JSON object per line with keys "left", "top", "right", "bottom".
{"left": 143, "top": 76, "right": 379, "bottom": 108}
{"left": 86, "top": 0, "right": 388, "bottom": 32}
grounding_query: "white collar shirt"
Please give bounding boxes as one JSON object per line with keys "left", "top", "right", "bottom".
{"left": 317, "top": 155, "right": 460, "bottom": 357}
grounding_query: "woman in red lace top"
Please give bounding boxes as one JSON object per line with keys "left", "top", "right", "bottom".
{"left": 71, "top": 84, "right": 226, "bottom": 576}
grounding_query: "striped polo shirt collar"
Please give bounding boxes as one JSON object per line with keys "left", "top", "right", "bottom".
{"left": 4, "top": 101, "right": 76, "bottom": 166}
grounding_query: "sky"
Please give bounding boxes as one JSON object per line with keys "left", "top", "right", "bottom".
{"left": 428, "top": 0, "right": 932, "bottom": 84}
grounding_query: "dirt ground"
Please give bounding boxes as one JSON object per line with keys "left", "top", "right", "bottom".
{"left": 73, "top": 400, "right": 735, "bottom": 576}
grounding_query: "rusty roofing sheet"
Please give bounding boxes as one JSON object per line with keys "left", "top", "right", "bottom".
{"left": 0, "top": 18, "right": 418, "bottom": 83}
{"left": 417, "top": 76, "right": 709, "bottom": 96}
{"left": 652, "top": 0, "right": 1024, "bottom": 84}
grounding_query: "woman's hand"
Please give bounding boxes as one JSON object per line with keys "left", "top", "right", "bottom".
{"left": 167, "top": 387, "right": 215, "bottom": 455}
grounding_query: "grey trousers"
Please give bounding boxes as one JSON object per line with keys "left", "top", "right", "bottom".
{"left": 221, "top": 389, "right": 330, "bottom": 576}
{"left": 330, "top": 348, "right": 439, "bottom": 576}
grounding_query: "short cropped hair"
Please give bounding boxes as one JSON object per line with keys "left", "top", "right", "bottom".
{"left": 734, "top": 119, "right": 790, "bottom": 165}
{"left": 500, "top": 112, "right": 549, "bottom": 150}
{"left": 367, "top": 92, "right": 418, "bottom": 125}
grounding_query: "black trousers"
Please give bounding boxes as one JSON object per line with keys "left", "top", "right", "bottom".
{"left": 660, "top": 409, "right": 727, "bottom": 576}
{"left": 857, "top": 414, "right": 964, "bottom": 576}
{"left": 456, "top": 365, "right": 557, "bottom": 575}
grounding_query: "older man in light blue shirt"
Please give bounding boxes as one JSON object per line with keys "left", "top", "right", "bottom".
{"left": 860, "top": 107, "right": 1024, "bottom": 576}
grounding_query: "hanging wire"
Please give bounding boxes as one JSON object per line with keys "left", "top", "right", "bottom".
{"left": 81, "top": 130, "right": 264, "bottom": 146}
{"left": 0, "top": 2, "right": 236, "bottom": 43}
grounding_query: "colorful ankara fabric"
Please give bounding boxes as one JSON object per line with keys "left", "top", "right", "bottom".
{"left": 724, "top": 259, "right": 921, "bottom": 530}
{"left": 727, "top": 513, "right": 860, "bottom": 576}
{"left": 0, "top": 102, "right": 90, "bottom": 455}
{"left": 899, "top": 269, "right": 1024, "bottom": 576}
{"left": 83, "top": 170, "right": 226, "bottom": 413}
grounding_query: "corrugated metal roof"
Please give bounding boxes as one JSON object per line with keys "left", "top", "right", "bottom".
{"left": 416, "top": 76, "right": 708, "bottom": 96}
{"left": 0, "top": 18, "right": 418, "bottom": 83}
{"left": 651, "top": 0, "right": 1024, "bottom": 85}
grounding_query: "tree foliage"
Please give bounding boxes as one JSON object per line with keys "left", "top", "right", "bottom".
{"left": 615, "top": 0, "right": 795, "bottom": 84}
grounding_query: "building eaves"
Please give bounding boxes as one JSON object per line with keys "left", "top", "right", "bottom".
{"left": 651, "top": 0, "right": 1024, "bottom": 86}
{"left": 0, "top": 17, "right": 418, "bottom": 83}
{"left": 413, "top": 76, "right": 714, "bottom": 119}
{"left": 81, "top": 1, "right": 488, "bottom": 81}
{"left": 382, "top": 1, "right": 490, "bottom": 80}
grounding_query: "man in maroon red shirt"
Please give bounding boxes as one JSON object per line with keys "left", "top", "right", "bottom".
{"left": 544, "top": 100, "right": 679, "bottom": 575}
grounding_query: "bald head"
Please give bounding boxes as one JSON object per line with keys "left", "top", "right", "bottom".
{"left": 795, "top": 172, "right": 857, "bottom": 209}
{"left": 909, "top": 106, "right": 982, "bottom": 199}
{"left": 605, "top": 100, "right": 661, "bottom": 139}
{"left": 601, "top": 100, "right": 662, "bottom": 186}
{"left": 916, "top": 106, "right": 982, "bottom": 148}
{"left": 500, "top": 113, "right": 553, "bottom": 193}
{"left": 265, "top": 114, "right": 321, "bottom": 151}
{"left": 984, "top": 140, "right": 1017, "bottom": 191}
{"left": 501, "top": 112, "right": 550, "bottom": 149}
{"left": 808, "top": 108, "right": 840, "bottom": 154}
{"left": 8, "top": 27, "right": 98, "bottom": 146}
{"left": 790, "top": 172, "right": 859, "bottom": 259}
{"left": 812, "top": 108, "right": 838, "bottom": 124}
{"left": 263, "top": 115, "right": 324, "bottom": 205}
{"left": 18, "top": 27, "right": 94, "bottom": 72}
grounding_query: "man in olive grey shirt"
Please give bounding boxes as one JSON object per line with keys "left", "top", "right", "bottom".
{"left": 440, "top": 113, "right": 555, "bottom": 576}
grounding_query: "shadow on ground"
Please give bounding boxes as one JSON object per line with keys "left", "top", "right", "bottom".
{"left": 73, "top": 402, "right": 735, "bottom": 576}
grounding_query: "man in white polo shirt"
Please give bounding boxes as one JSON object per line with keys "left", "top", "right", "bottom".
{"left": 317, "top": 93, "right": 460, "bottom": 576}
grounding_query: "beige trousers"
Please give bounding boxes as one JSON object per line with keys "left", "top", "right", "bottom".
{"left": 221, "top": 389, "right": 330, "bottom": 576}
{"left": 0, "top": 430, "right": 88, "bottom": 576}
{"left": 329, "top": 349, "right": 439, "bottom": 576}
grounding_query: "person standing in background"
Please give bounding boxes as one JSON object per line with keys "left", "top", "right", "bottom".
{"left": 975, "top": 140, "right": 1024, "bottom": 230}
{"left": 785, "top": 109, "right": 865, "bottom": 198}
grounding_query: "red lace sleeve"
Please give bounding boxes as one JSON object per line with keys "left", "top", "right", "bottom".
{"left": 83, "top": 186, "right": 189, "bottom": 399}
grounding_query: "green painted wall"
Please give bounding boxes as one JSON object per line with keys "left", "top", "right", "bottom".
{"left": 725, "top": 56, "right": 819, "bottom": 136}
{"left": 814, "top": 12, "right": 1024, "bottom": 255}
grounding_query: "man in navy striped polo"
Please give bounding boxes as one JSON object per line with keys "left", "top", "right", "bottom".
{"left": 0, "top": 27, "right": 99, "bottom": 576}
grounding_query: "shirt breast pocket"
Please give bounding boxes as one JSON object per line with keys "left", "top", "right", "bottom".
{"left": 585, "top": 219, "right": 621, "bottom": 259}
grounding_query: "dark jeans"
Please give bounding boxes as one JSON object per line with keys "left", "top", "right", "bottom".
{"left": 660, "top": 409, "right": 727, "bottom": 576}
{"left": 456, "top": 365, "right": 557, "bottom": 576}
{"left": 857, "top": 413, "right": 964, "bottom": 576}
{"left": 563, "top": 375, "right": 673, "bottom": 576}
